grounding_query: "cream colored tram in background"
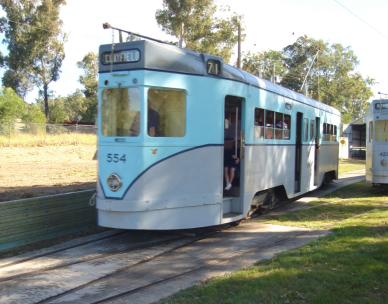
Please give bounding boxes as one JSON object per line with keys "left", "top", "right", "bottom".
{"left": 366, "top": 99, "right": 388, "bottom": 185}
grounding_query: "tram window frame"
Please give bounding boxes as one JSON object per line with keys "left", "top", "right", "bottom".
{"left": 254, "top": 108, "right": 265, "bottom": 139}
{"left": 265, "top": 110, "right": 275, "bottom": 139}
{"left": 101, "top": 87, "right": 141, "bottom": 137}
{"left": 254, "top": 108, "right": 291, "bottom": 141}
{"left": 283, "top": 114, "right": 291, "bottom": 140}
{"left": 275, "top": 112, "right": 283, "bottom": 139}
{"left": 303, "top": 118, "right": 309, "bottom": 142}
{"left": 322, "top": 122, "right": 337, "bottom": 142}
{"left": 310, "top": 119, "right": 315, "bottom": 141}
{"left": 375, "top": 120, "right": 388, "bottom": 142}
{"left": 147, "top": 88, "right": 186, "bottom": 137}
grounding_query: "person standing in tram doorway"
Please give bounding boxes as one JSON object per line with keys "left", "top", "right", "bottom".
{"left": 224, "top": 115, "right": 240, "bottom": 191}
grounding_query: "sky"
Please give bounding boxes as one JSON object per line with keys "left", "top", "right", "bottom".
{"left": 3, "top": 0, "right": 388, "bottom": 102}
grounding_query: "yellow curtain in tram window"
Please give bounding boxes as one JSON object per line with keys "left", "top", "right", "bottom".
{"left": 375, "top": 120, "right": 388, "bottom": 142}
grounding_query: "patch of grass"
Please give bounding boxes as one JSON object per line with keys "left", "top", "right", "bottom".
{"left": 162, "top": 182, "right": 388, "bottom": 304}
{"left": 339, "top": 158, "right": 365, "bottom": 175}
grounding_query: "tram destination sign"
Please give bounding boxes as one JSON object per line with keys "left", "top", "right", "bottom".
{"left": 102, "top": 49, "right": 140, "bottom": 65}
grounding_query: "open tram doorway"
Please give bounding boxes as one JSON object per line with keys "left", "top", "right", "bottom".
{"left": 314, "top": 117, "right": 320, "bottom": 186}
{"left": 294, "top": 112, "right": 303, "bottom": 193}
{"left": 223, "top": 96, "right": 243, "bottom": 198}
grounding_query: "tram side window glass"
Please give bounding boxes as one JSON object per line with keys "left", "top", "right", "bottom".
{"left": 323, "top": 123, "right": 327, "bottom": 141}
{"left": 275, "top": 112, "right": 283, "bottom": 139}
{"left": 369, "top": 122, "right": 373, "bottom": 142}
{"left": 147, "top": 88, "right": 186, "bottom": 137}
{"left": 265, "top": 110, "right": 274, "bottom": 139}
{"left": 375, "top": 120, "right": 388, "bottom": 142}
{"left": 303, "top": 118, "right": 309, "bottom": 142}
{"left": 310, "top": 119, "right": 315, "bottom": 141}
{"left": 102, "top": 88, "right": 140, "bottom": 137}
{"left": 329, "top": 124, "right": 333, "bottom": 141}
{"left": 254, "top": 108, "right": 265, "bottom": 139}
{"left": 283, "top": 114, "right": 291, "bottom": 139}
{"left": 322, "top": 123, "right": 337, "bottom": 142}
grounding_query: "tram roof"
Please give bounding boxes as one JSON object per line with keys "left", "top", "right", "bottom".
{"left": 99, "top": 40, "right": 340, "bottom": 116}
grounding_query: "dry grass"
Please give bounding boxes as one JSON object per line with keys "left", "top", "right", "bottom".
{"left": 0, "top": 145, "right": 97, "bottom": 201}
{"left": 0, "top": 133, "right": 96, "bottom": 147}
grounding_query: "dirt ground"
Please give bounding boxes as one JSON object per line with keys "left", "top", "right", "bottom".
{"left": 0, "top": 145, "right": 97, "bottom": 202}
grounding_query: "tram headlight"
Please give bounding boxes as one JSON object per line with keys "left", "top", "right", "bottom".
{"left": 381, "top": 159, "right": 388, "bottom": 167}
{"left": 107, "top": 173, "right": 122, "bottom": 192}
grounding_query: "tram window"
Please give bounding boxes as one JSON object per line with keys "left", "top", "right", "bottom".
{"left": 147, "top": 88, "right": 186, "bottom": 137}
{"left": 334, "top": 125, "right": 337, "bottom": 141}
{"left": 375, "top": 120, "right": 388, "bottom": 142}
{"left": 283, "top": 114, "right": 291, "bottom": 139}
{"left": 265, "top": 110, "right": 274, "bottom": 139}
{"left": 369, "top": 122, "right": 373, "bottom": 142}
{"left": 254, "top": 108, "right": 264, "bottom": 139}
{"left": 102, "top": 88, "right": 140, "bottom": 137}
{"left": 275, "top": 112, "right": 283, "bottom": 139}
{"left": 303, "top": 118, "right": 309, "bottom": 142}
{"left": 310, "top": 119, "right": 315, "bottom": 140}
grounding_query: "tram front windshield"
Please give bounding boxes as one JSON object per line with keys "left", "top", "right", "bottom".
{"left": 101, "top": 88, "right": 140, "bottom": 137}
{"left": 375, "top": 120, "right": 388, "bottom": 142}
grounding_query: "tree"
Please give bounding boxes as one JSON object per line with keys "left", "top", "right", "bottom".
{"left": 0, "top": 87, "right": 25, "bottom": 129}
{"left": 0, "top": 0, "right": 66, "bottom": 119}
{"left": 242, "top": 36, "right": 373, "bottom": 122}
{"left": 64, "top": 90, "right": 87, "bottom": 122}
{"left": 22, "top": 103, "right": 46, "bottom": 124}
{"left": 155, "top": 0, "right": 242, "bottom": 62}
{"left": 77, "top": 52, "right": 98, "bottom": 100}
{"left": 46, "top": 97, "right": 68, "bottom": 124}
{"left": 242, "top": 50, "right": 286, "bottom": 82}
{"left": 77, "top": 52, "right": 98, "bottom": 123}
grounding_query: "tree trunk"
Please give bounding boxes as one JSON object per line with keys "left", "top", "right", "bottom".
{"left": 44, "top": 83, "right": 49, "bottom": 119}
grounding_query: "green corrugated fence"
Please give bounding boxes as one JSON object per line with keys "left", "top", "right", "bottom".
{"left": 0, "top": 190, "right": 97, "bottom": 252}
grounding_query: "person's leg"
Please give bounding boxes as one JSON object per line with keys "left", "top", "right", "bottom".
{"left": 229, "top": 167, "right": 236, "bottom": 186}
{"left": 225, "top": 167, "right": 232, "bottom": 190}
{"left": 224, "top": 167, "right": 230, "bottom": 187}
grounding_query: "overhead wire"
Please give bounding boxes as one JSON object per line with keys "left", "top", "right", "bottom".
{"left": 333, "top": 0, "right": 388, "bottom": 43}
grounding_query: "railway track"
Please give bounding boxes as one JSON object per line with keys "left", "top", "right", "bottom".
{"left": 0, "top": 175, "right": 363, "bottom": 304}
{"left": 0, "top": 227, "right": 217, "bottom": 304}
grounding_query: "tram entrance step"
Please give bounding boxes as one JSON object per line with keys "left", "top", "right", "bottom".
{"left": 222, "top": 197, "right": 242, "bottom": 215}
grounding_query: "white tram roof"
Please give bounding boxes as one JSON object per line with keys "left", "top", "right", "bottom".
{"left": 99, "top": 40, "right": 340, "bottom": 116}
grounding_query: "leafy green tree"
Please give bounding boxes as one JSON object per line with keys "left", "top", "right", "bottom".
{"left": 242, "top": 35, "right": 373, "bottom": 122}
{"left": 64, "top": 90, "right": 87, "bottom": 122}
{"left": 0, "top": 87, "right": 25, "bottom": 126}
{"left": 77, "top": 52, "right": 98, "bottom": 123}
{"left": 22, "top": 103, "right": 46, "bottom": 124}
{"left": 242, "top": 50, "right": 286, "bottom": 82}
{"left": 47, "top": 97, "right": 68, "bottom": 124}
{"left": 156, "top": 0, "right": 243, "bottom": 62}
{"left": 77, "top": 52, "right": 97, "bottom": 99}
{"left": 281, "top": 36, "right": 373, "bottom": 122}
{"left": 0, "top": 0, "right": 66, "bottom": 119}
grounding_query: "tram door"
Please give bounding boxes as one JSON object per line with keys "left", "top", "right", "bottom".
{"left": 314, "top": 117, "right": 320, "bottom": 185}
{"left": 294, "top": 112, "right": 303, "bottom": 193}
{"left": 223, "top": 96, "right": 243, "bottom": 197}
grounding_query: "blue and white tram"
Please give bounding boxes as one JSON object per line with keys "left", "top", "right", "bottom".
{"left": 366, "top": 99, "right": 388, "bottom": 185}
{"left": 96, "top": 40, "right": 341, "bottom": 230}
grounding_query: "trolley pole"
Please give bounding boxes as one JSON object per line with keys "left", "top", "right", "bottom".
{"left": 237, "top": 22, "right": 241, "bottom": 68}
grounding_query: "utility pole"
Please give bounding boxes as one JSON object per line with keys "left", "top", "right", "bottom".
{"left": 179, "top": 22, "right": 184, "bottom": 48}
{"left": 236, "top": 20, "right": 241, "bottom": 68}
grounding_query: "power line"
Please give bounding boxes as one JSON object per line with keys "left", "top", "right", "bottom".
{"left": 333, "top": 0, "right": 388, "bottom": 43}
